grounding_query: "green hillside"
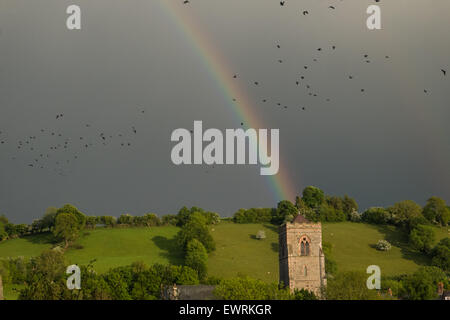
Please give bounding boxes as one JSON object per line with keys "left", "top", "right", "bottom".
{"left": 0, "top": 221, "right": 448, "bottom": 299}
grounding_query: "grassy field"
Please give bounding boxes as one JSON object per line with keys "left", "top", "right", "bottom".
{"left": 207, "top": 222, "right": 279, "bottom": 282}
{"left": 0, "top": 221, "right": 448, "bottom": 299}
{"left": 65, "top": 226, "right": 184, "bottom": 273}
{"left": 322, "top": 222, "right": 449, "bottom": 276}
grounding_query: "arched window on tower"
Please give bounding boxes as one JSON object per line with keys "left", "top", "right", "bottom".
{"left": 303, "top": 265, "right": 308, "bottom": 276}
{"left": 300, "top": 236, "right": 311, "bottom": 256}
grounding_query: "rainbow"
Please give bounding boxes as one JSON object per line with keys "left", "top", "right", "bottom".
{"left": 159, "top": 0, "right": 298, "bottom": 203}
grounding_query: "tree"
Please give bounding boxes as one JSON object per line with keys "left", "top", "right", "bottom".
{"left": 325, "top": 271, "right": 380, "bottom": 300}
{"left": 423, "top": 197, "right": 450, "bottom": 226}
{"left": 40, "top": 207, "right": 58, "bottom": 231}
{"left": 176, "top": 212, "right": 215, "bottom": 252}
{"left": 409, "top": 225, "right": 435, "bottom": 254}
{"left": 19, "top": 250, "right": 72, "bottom": 300}
{"left": 389, "top": 200, "right": 424, "bottom": 229}
{"left": 342, "top": 195, "right": 358, "bottom": 216}
{"left": 56, "top": 204, "right": 86, "bottom": 230}
{"left": 362, "top": 207, "right": 390, "bottom": 224}
{"left": 53, "top": 212, "right": 81, "bottom": 248}
{"left": 214, "top": 276, "right": 291, "bottom": 300}
{"left": 185, "top": 239, "right": 208, "bottom": 280}
{"left": 431, "top": 238, "right": 450, "bottom": 272}
{"left": 0, "top": 222, "right": 8, "bottom": 241}
{"left": 302, "top": 186, "right": 325, "bottom": 208}
{"left": 400, "top": 266, "right": 448, "bottom": 300}
{"left": 273, "top": 200, "right": 298, "bottom": 224}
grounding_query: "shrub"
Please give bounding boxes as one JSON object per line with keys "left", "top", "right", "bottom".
{"left": 233, "top": 208, "right": 273, "bottom": 224}
{"left": 256, "top": 230, "right": 266, "bottom": 240}
{"left": 389, "top": 200, "right": 424, "bottom": 229}
{"left": 292, "top": 288, "right": 317, "bottom": 300}
{"left": 400, "top": 266, "right": 448, "bottom": 300}
{"left": 362, "top": 207, "right": 390, "bottom": 224}
{"left": 409, "top": 224, "right": 435, "bottom": 254}
{"left": 185, "top": 239, "right": 208, "bottom": 280}
{"left": 325, "top": 271, "right": 380, "bottom": 300}
{"left": 430, "top": 238, "right": 450, "bottom": 273}
{"left": 176, "top": 212, "right": 215, "bottom": 252}
{"left": 375, "top": 240, "right": 392, "bottom": 251}
{"left": 214, "top": 276, "right": 291, "bottom": 300}
{"left": 317, "top": 203, "right": 346, "bottom": 222}
{"left": 348, "top": 209, "right": 362, "bottom": 222}
{"left": 422, "top": 197, "right": 450, "bottom": 226}
{"left": 161, "top": 214, "right": 178, "bottom": 226}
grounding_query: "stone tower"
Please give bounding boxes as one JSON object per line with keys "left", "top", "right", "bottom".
{"left": 279, "top": 214, "right": 326, "bottom": 296}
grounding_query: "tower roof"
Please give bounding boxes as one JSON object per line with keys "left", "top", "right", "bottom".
{"left": 292, "top": 214, "right": 311, "bottom": 224}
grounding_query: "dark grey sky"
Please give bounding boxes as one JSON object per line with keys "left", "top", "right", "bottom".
{"left": 1, "top": 0, "right": 449, "bottom": 223}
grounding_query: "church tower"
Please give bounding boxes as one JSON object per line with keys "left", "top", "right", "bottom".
{"left": 279, "top": 214, "right": 326, "bottom": 297}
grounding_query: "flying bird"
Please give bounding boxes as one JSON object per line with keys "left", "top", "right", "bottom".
{"left": 441, "top": 69, "right": 447, "bottom": 76}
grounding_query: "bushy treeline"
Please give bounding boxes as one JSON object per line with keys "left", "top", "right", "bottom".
{"left": 9, "top": 250, "right": 199, "bottom": 300}
{"left": 232, "top": 186, "right": 359, "bottom": 224}
{"left": 0, "top": 215, "right": 31, "bottom": 241}
{"left": 213, "top": 276, "right": 316, "bottom": 300}
{"left": 360, "top": 198, "right": 450, "bottom": 274}
{"left": 7, "top": 250, "right": 318, "bottom": 300}
{"left": 380, "top": 266, "right": 449, "bottom": 300}
{"left": 361, "top": 197, "right": 449, "bottom": 228}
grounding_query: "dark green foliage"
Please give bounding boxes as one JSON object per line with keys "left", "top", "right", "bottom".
{"left": 98, "top": 215, "right": 116, "bottom": 227}
{"left": 85, "top": 216, "right": 99, "bottom": 228}
{"left": 185, "top": 239, "right": 208, "bottom": 280}
{"left": 233, "top": 208, "right": 274, "bottom": 224}
{"left": 317, "top": 203, "right": 346, "bottom": 222}
{"left": 117, "top": 213, "right": 161, "bottom": 227}
{"left": 56, "top": 204, "right": 86, "bottom": 230}
{"left": 430, "top": 238, "right": 450, "bottom": 273}
{"left": 214, "top": 276, "right": 291, "bottom": 300}
{"left": 273, "top": 200, "right": 298, "bottom": 224}
{"left": 302, "top": 186, "right": 325, "bottom": 208}
{"left": 176, "top": 212, "right": 216, "bottom": 252}
{"left": 389, "top": 200, "right": 424, "bottom": 229}
{"left": 161, "top": 214, "right": 178, "bottom": 226}
{"left": 400, "top": 266, "right": 448, "bottom": 300}
{"left": 0, "top": 222, "right": 7, "bottom": 241}
{"left": 409, "top": 224, "right": 435, "bottom": 254}
{"left": 18, "top": 250, "right": 72, "bottom": 300}
{"left": 292, "top": 288, "right": 317, "bottom": 300}
{"left": 362, "top": 207, "right": 391, "bottom": 224}
{"left": 423, "top": 197, "right": 450, "bottom": 226}
{"left": 342, "top": 195, "right": 359, "bottom": 218}
{"left": 177, "top": 206, "right": 219, "bottom": 227}
{"left": 53, "top": 212, "right": 81, "bottom": 248}
{"left": 325, "top": 271, "right": 380, "bottom": 300}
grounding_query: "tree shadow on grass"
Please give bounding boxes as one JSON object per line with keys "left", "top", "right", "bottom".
{"left": 151, "top": 235, "right": 184, "bottom": 265}
{"left": 373, "top": 224, "right": 430, "bottom": 267}
{"left": 271, "top": 242, "right": 279, "bottom": 253}
{"left": 263, "top": 224, "right": 279, "bottom": 234}
{"left": 24, "top": 232, "right": 56, "bottom": 245}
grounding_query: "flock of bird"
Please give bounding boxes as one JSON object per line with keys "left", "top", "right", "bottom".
{"left": 0, "top": 110, "right": 146, "bottom": 175}
{"left": 0, "top": 0, "right": 447, "bottom": 176}
{"left": 183, "top": 0, "right": 447, "bottom": 115}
